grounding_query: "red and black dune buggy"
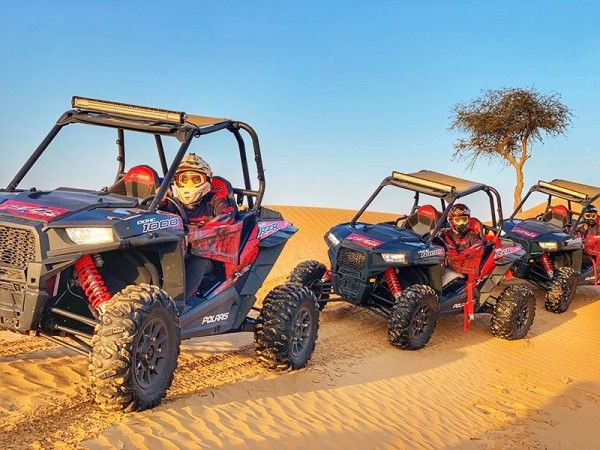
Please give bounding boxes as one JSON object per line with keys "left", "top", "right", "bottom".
{"left": 503, "top": 179, "right": 600, "bottom": 313}
{"left": 288, "top": 171, "right": 536, "bottom": 349}
{"left": 0, "top": 97, "right": 319, "bottom": 411}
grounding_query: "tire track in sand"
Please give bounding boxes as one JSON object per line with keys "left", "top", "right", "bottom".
{"left": 0, "top": 302, "right": 390, "bottom": 448}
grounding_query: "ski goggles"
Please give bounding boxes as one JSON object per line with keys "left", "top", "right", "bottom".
{"left": 450, "top": 216, "right": 470, "bottom": 226}
{"left": 174, "top": 171, "right": 209, "bottom": 188}
{"left": 584, "top": 212, "right": 597, "bottom": 220}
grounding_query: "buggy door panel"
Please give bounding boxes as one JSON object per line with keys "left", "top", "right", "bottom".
{"left": 188, "top": 222, "right": 243, "bottom": 265}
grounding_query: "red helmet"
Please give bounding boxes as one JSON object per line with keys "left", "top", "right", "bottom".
{"left": 448, "top": 203, "right": 471, "bottom": 235}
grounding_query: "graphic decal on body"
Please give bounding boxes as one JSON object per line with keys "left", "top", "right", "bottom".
{"left": 345, "top": 233, "right": 383, "bottom": 249}
{"left": 511, "top": 227, "right": 539, "bottom": 238}
{"left": 136, "top": 216, "right": 182, "bottom": 233}
{"left": 0, "top": 200, "right": 68, "bottom": 221}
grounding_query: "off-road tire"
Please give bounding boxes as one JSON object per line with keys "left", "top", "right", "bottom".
{"left": 255, "top": 283, "right": 319, "bottom": 370}
{"left": 491, "top": 285, "right": 536, "bottom": 340}
{"left": 288, "top": 260, "right": 329, "bottom": 309}
{"left": 388, "top": 284, "right": 439, "bottom": 350}
{"left": 89, "top": 284, "right": 180, "bottom": 412}
{"left": 545, "top": 266, "right": 578, "bottom": 314}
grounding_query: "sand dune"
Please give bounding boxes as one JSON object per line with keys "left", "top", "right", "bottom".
{"left": 0, "top": 205, "right": 598, "bottom": 449}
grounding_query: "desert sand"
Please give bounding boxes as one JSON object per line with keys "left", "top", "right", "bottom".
{"left": 0, "top": 205, "right": 598, "bottom": 449}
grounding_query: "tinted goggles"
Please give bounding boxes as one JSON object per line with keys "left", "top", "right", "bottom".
{"left": 174, "top": 171, "right": 209, "bottom": 188}
{"left": 450, "top": 216, "right": 469, "bottom": 226}
{"left": 584, "top": 212, "right": 597, "bottom": 220}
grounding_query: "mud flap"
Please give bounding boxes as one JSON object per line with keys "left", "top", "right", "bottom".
{"left": 464, "top": 278, "right": 475, "bottom": 332}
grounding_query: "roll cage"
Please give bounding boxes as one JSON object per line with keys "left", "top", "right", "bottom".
{"left": 4, "top": 96, "right": 266, "bottom": 212}
{"left": 510, "top": 179, "right": 600, "bottom": 231}
{"left": 351, "top": 170, "right": 504, "bottom": 243}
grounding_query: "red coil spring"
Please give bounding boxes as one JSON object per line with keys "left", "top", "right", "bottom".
{"left": 540, "top": 252, "right": 554, "bottom": 278}
{"left": 74, "top": 255, "right": 111, "bottom": 309}
{"left": 322, "top": 269, "right": 332, "bottom": 282}
{"left": 384, "top": 267, "right": 402, "bottom": 300}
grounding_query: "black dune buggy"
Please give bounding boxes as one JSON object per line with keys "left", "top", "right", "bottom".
{"left": 289, "top": 170, "right": 536, "bottom": 350}
{"left": 503, "top": 179, "right": 600, "bottom": 313}
{"left": 0, "top": 97, "right": 319, "bottom": 411}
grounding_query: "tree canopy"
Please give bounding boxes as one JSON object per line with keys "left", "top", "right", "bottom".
{"left": 451, "top": 87, "right": 572, "bottom": 207}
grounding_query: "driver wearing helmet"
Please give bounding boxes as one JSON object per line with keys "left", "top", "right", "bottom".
{"left": 163, "top": 153, "right": 235, "bottom": 298}
{"left": 437, "top": 204, "right": 484, "bottom": 285}
{"left": 439, "top": 203, "right": 484, "bottom": 256}
{"left": 576, "top": 205, "right": 600, "bottom": 238}
{"left": 170, "top": 153, "right": 234, "bottom": 226}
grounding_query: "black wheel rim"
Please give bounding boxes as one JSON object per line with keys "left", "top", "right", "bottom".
{"left": 514, "top": 303, "right": 530, "bottom": 333}
{"left": 134, "top": 318, "right": 169, "bottom": 390}
{"left": 290, "top": 306, "right": 312, "bottom": 357}
{"left": 410, "top": 306, "right": 430, "bottom": 340}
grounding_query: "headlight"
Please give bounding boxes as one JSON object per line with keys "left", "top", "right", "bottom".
{"left": 381, "top": 252, "right": 407, "bottom": 263}
{"left": 539, "top": 241, "right": 559, "bottom": 251}
{"left": 327, "top": 232, "right": 340, "bottom": 246}
{"left": 66, "top": 228, "right": 115, "bottom": 245}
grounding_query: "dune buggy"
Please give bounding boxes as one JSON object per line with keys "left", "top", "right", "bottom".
{"left": 503, "top": 179, "right": 600, "bottom": 313}
{"left": 289, "top": 170, "right": 536, "bottom": 350}
{"left": 0, "top": 97, "right": 319, "bottom": 411}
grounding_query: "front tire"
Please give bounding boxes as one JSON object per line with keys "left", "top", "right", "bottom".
{"left": 388, "top": 284, "right": 439, "bottom": 350}
{"left": 544, "top": 266, "right": 578, "bottom": 314}
{"left": 491, "top": 285, "right": 536, "bottom": 340}
{"left": 255, "top": 283, "right": 319, "bottom": 370}
{"left": 89, "top": 284, "right": 181, "bottom": 412}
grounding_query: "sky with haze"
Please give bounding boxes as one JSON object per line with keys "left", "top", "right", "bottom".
{"left": 1, "top": 1, "right": 598, "bottom": 218}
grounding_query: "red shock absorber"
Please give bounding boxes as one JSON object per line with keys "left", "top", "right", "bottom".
{"left": 74, "top": 255, "right": 111, "bottom": 309}
{"left": 322, "top": 269, "right": 332, "bottom": 282}
{"left": 384, "top": 267, "right": 402, "bottom": 300}
{"left": 540, "top": 252, "right": 554, "bottom": 278}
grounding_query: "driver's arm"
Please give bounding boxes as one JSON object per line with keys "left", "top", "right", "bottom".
{"left": 200, "top": 195, "right": 235, "bottom": 229}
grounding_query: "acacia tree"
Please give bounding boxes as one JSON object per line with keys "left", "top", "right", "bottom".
{"left": 451, "top": 88, "right": 572, "bottom": 208}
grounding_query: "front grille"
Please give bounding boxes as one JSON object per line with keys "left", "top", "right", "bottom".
{"left": 0, "top": 226, "right": 36, "bottom": 269}
{"left": 338, "top": 247, "right": 367, "bottom": 272}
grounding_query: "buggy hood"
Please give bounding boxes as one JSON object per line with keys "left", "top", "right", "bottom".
{"left": 0, "top": 189, "right": 139, "bottom": 224}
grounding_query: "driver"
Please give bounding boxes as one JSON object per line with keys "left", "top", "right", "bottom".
{"left": 576, "top": 205, "right": 600, "bottom": 239}
{"left": 164, "top": 153, "right": 235, "bottom": 298}
{"left": 437, "top": 204, "right": 484, "bottom": 285}
{"left": 439, "top": 203, "right": 484, "bottom": 256}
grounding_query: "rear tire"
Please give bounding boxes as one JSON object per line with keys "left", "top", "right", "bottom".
{"left": 544, "top": 266, "right": 577, "bottom": 314}
{"left": 255, "top": 283, "right": 319, "bottom": 370}
{"left": 288, "top": 260, "right": 329, "bottom": 310}
{"left": 388, "top": 284, "right": 439, "bottom": 350}
{"left": 89, "top": 284, "right": 180, "bottom": 412}
{"left": 491, "top": 285, "right": 536, "bottom": 340}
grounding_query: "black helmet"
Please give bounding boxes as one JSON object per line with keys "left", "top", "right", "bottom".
{"left": 583, "top": 205, "right": 598, "bottom": 225}
{"left": 448, "top": 203, "right": 471, "bottom": 235}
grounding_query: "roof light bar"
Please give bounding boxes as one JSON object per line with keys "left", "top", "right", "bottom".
{"left": 392, "top": 171, "right": 454, "bottom": 193}
{"left": 538, "top": 181, "right": 587, "bottom": 200}
{"left": 72, "top": 96, "right": 185, "bottom": 124}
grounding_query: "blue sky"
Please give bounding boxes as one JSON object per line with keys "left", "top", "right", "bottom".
{"left": 1, "top": 1, "right": 598, "bottom": 218}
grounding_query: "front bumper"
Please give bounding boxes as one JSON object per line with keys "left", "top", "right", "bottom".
{"left": 0, "top": 219, "right": 47, "bottom": 332}
{"left": 0, "top": 284, "right": 48, "bottom": 332}
{"left": 331, "top": 246, "right": 371, "bottom": 304}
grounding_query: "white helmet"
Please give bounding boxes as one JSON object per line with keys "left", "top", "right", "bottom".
{"left": 172, "top": 153, "right": 212, "bottom": 207}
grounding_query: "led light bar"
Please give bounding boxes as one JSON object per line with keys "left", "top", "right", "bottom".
{"left": 538, "top": 180, "right": 587, "bottom": 200}
{"left": 72, "top": 96, "right": 185, "bottom": 124}
{"left": 392, "top": 171, "right": 454, "bottom": 193}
